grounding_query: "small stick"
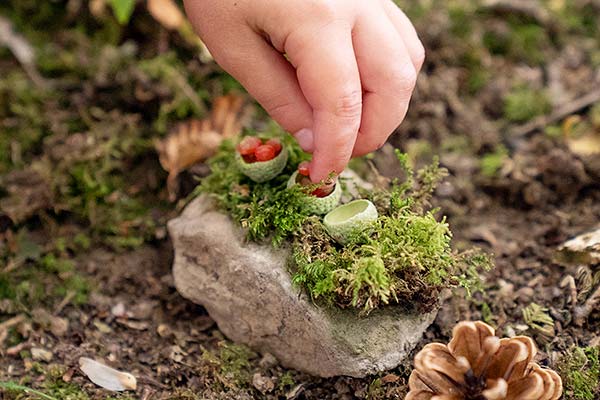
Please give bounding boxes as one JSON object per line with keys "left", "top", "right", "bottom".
{"left": 573, "top": 285, "right": 600, "bottom": 327}
{"left": 510, "top": 88, "right": 600, "bottom": 137}
{"left": 0, "top": 314, "right": 25, "bottom": 332}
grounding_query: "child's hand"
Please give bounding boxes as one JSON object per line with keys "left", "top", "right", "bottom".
{"left": 184, "top": 0, "right": 424, "bottom": 182}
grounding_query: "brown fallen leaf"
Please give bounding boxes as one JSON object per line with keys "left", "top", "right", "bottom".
{"left": 0, "top": 167, "right": 52, "bottom": 224}
{"left": 155, "top": 94, "right": 252, "bottom": 201}
{"left": 557, "top": 225, "right": 600, "bottom": 265}
{"left": 147, "top": 0, "right": 184, "bottom": 30}
{"left": 146, "top": 0, "right": 213, "bottom": 61}
{"left": 562, "top": 114, "right": 600, "bottom": 156}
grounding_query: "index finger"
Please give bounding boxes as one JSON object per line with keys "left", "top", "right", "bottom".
{"left": 286, "top": 22, "right": 362, "bottom": 182}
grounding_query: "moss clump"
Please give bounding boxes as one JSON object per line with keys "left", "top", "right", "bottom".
{"left": 202, "top": 342, "right": 257, "bottom": 388}
{"left": 557, "top": 346, "right": 600, "bottom": 400}
{"left": 480, "top": 145, "right": 509, "bottom": 178}
{"left": 200, "top": 136, "right": 491, "bottom": 313}
{"left": 197, "top": 130, "right": 311, "bottom": 245}
{"left": 292, "top": 152, "right": 491, "bottom": 313}
{"left": 503, "top": 85, "right": 551, "bottom": 122}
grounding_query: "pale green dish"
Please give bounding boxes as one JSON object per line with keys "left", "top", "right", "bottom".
{"left": 236, "top": 147, "right": 289, "bottom": 183}
{"left": 287, "top": 171, "right": 342, "bottom": 215}
{"left": 323, "top": 199, "right": 378, "bottom": 244}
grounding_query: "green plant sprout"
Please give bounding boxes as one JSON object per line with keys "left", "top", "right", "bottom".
{"left": 198, "top": 131, "right": 492, "bottom": 313}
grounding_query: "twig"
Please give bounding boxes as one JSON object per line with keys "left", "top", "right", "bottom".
{"left": 0, "top": 381, "right": 57, "bottom": 400}
{"left": 482, "top": 0, "right": 555, "bottom": 29}
{"left": 510, "top": 88, "right": 600, "bottom": 137}
{"left": 54, "top": 291, "right": 76, "bottom": 315}
{"left": 573, "top": 285, "right": 600, "bottom": 327}
{"left": 0, "top": 16, "right": 48, "bottom": 88}
{"left": 0, "top": 314, "right": 25, "bottom": 332}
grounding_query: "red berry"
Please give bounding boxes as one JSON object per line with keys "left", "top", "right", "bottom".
{"left": 237, "top": 136, "right": 262, "bottom": 156}
{"left": 311, "top": 184, "right": 335, "bottom": 198}
{"left": 242, "top": 153, "right": 256, "bottom": 163}
{"left": 255, "top": 144, "right": 276, "bottom": 161}
{"left": 266, "top": 139, "right": 282, "bottom": 154}
{"left": 298, "top": 161, "right": 310, "bottom": 176}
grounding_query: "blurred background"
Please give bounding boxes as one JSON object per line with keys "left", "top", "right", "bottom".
{"left": 0, "top": 0, "right": 599, "bottom": 399}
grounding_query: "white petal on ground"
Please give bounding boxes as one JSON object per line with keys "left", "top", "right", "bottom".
{"left": 78, "top": 357, "right": 137, "bottom": 391}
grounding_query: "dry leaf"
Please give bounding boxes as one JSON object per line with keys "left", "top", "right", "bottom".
{"left": 566, "top": 133, "right": 600, "bottom": 156}
{"left": 79, "top": 357, "right": 137, "bottom": 391}
{"left": 557, "top": 225, "right": 600, "bottom": 265}
{"left": 147, "top": 0, "right": 184, "bottom": 30}
{"left": 146, "top": 0, "right": 213, "bottom": 61}
{"left": 89, "top": 0, "right": 108, "bottom": 18}
{"left": 155, "top": 94, "right": 252, "bottom": 201}
{"left": 562, "top": 114, "right": 600, "bottom": 156}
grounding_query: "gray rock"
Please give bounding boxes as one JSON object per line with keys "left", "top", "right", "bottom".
{"left": 168, "top": 195, "right": 437, "bottom": 378}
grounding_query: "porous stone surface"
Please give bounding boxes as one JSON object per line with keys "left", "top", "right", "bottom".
{"left": 169, "top": 194, "right": 437, "bottom": 378}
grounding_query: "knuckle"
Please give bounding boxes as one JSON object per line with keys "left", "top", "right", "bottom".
{"left": 263, "top": 97, "right": 295, "bottom": 119}
{"left": 332, "top": 89, "right": 363, "bottom": 120}
{"left": 305, "top": 0, "right": 338, "bottom": 20}
{"left": 387, "top": 64, "right": 418, "bottom": 94}
{"left": 414, "top": 42, "right": 426, "bottom": 69}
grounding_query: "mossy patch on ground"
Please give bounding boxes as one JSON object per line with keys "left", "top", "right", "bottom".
{"left": 199, "top": 135, "right": 492, "bottom": 313}
{"left": 557, "top": 346, "right": 600, "bottom": 400}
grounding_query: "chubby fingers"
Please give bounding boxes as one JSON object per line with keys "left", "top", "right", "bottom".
{"left": 351, "top": 6, "right": 419, "bottom": 157}
{"left": 183, "top": 0, "right": 314, "bottom": 149}
{"left": 285, "top": 21, "right": 362, "bottom": 183}
{"left": 381, "top": 0, "right": 426, "bottom": 71}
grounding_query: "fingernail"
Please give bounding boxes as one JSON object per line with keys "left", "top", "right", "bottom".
{"left": 294, "top": 128, "right": 314, "bottom": 152}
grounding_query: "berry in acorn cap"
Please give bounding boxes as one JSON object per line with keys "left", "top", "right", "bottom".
{"left": 235, "top": 135, "right": 288, "bottom": 182}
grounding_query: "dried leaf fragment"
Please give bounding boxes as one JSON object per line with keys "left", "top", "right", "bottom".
{"left": 557, "top": 225, "right": 600, "bottom": 265}
{"left": 79, "top": 357, "right": 137, "bottom": 391}
{"left": 147, "top": 0, "right": 184, "bottom": 30}
{"left": 155, "top": 94, "right": 252, "bottom": 201}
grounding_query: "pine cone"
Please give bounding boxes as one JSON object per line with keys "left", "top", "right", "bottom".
{"left": 406, "top": 321, "right": 562, "bottom": 400}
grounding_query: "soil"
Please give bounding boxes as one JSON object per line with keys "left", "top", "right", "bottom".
{"left": 1, "top": 1, "right": 599, "bottom": 399}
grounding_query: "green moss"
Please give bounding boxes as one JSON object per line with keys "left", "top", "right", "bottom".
{"left": 0, "top": 231, "right": 91, "bottom": 309}
{"left": 200, "top": 140, "right": 492, "bottom": 313}
{"left": 0, "top": 367, "right": 93, "bottom": 400}
{"left": 480, "top": 145, "right": 508, "bottom": 178}
{"left": 482, "top": 19, "right": 549, "bottom": 65}
{"left": 504, "top": 86, "right": 551, "bottom": 122}
{"left": 292, "top": 161, "right": 492, "bottom": 312}
{"left": 197, "top": 130, "right": 311, "bottom": 245}
{"left": 277, "top": 371, "right": 295, "bottom": 391}
{"left": 0, "top": 381, "right": 57, "bottom": 400}
{"left": 202, "top": 343, "right": 257, "bottom": 388}
{"left": 557, "top": 346, "right": 600, "bottom": 400}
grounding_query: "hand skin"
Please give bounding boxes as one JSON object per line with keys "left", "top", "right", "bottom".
{"left": 184, "top": 0, "right": 424, "bottom": 182}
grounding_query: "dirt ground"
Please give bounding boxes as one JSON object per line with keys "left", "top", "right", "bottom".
{"left": 1, "top": 1, "right": 599, "bottom": 399}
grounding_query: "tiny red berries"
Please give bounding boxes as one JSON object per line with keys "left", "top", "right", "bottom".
{"left": 237, "top": 136, "right": 262, "bottom": 156}
{"left": 295, "top": 161, "right": 335, "bottom": 197}
{"left": 311, "top": 184, "right": 335, "bottom": 198}
{"left": 255, "top": 144, "right": 276, "bottom": 161}
{"left": 242, "top": 153, "right": 256, "bottom": 163}
{"left": 298, "top": 161, "right": 311, "bottom": 176}
{"left": 237, "top": 136, "right": 283, "bottom": 163}
{"left": 266, "top": 138, "right": 282, "bottom": 154}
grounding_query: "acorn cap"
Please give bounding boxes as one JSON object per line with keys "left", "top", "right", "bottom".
{"left": 236, "top": 146, "right": 289, "bottom": 183}
{"left": 287, "top": 171, "right": 341, "bottom": 215}
{"left": 323, "top": 199, "right": 378, "bottom": 244}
